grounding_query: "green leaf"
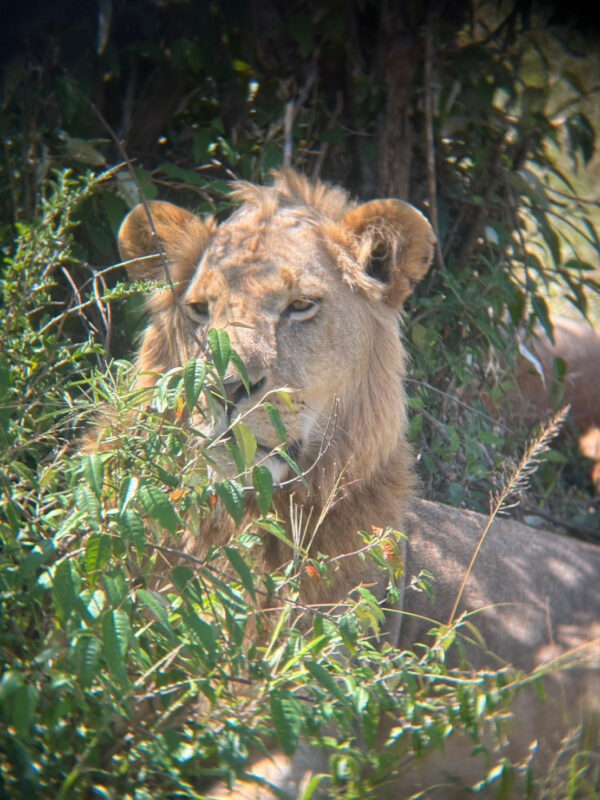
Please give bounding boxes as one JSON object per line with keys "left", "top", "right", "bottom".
{"left": 276, "top": 447, "right": 307, "bottom": 487}
{"left": 152, "top": 369, "right": 183, "bottom": 413}
{"left": 74, "top": 484, "right": 100, "bottom": 522}
{"left": 102, "top": 610, "right": 131, "bottom": 686}
{"left": 263, "top": 402, "right": 287, "bottom": 443}
{"left": 119, "top": 476, "right": 139, "bottom": 514}
{"left": 299, "top": 774, "right": 328, "bottom": 800}
{"left": 270, "top": 689, "right": 304, "bottom": 755}
{"left": 208, "top": 329, "right": 232, "bottom": 377}
{"left": 117, "top": 508, "right": 146, "bottom": 556}
{"left": 12, "top": 684, "right": 38, "bottom": 735}
{"left": 230, "top": 351, "right": 250, "bottom": 393}
{"left": 225, "top": 547, "right": 256, "bottom": 601}
{"left": 159, "top": 161, "right": 208, "bottom": 187}
{"left": 215, "top": 480, "right": 245, "bottom": 525}
{"left": 0, "top": 673, "right": 36, "bottom": 735}
{"left": 255, "top": 518, "right": 294, "bottom": 548}
{"left": 137, "top": 588, "right": 172, "bottom": 633}
{"left": 184, "top": 358, "right": 206, "bottom": 411}
{"left": 170, "top": 565, "right": 196, "bottom": 594}
{"left": 83, "top": 589, "right": 106, "bottom": 619}
{"left": 138, "top": 484, "right": 180, "bottom": 534}
{"left": 232, "top": 422, "right": 257, "bottom": 469}
{"left": 77, "top": 635, "right": 101, "bottom": 686}
{"left": 338, "top": 614, "right": 359, "bottom": 651}
{"left": 53, "top": 561, "right": 78, "bottom": 622}
{"left": 85, "top": 534, "right": 112, "bottom": 584}
{"left": 305, "top": 661, "right": 348, "bottom": 705}
{"left": 83, "top": 454, "right": 104, "bottom": 499}
{"left": 357, "top": 587, "right": 386, "bottom": 625}
{"left": 180, "top": 609, "right": 218, "bottom": 664}
{"left": 103, "top": 570, "right": 129, "bottom": 607}
{"left": 227, "top": 438, "right": 246, "bottom": 474}
{"left": 531, "top": 295, "right": 553, "bottom": 343}
{"left": 252, "top": 465, "right": 273, "bottom": 516}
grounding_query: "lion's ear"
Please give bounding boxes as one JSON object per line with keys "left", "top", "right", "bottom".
{"left": 341, "top": 199, "right": 436, "bottom": 307}
{"left": 118, "top": 200, "right": 215, "bottom": 286}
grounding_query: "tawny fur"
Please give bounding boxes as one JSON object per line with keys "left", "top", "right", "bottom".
{"left": 515, "top": 317, "right": 600, "bottom": 491}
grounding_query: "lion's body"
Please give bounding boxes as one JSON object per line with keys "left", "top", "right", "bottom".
{"left": 516, "top": 316, "right": 600, "bottom": 433}
{"left": 515, "top": 317, "right": 600, "bottom": 491}
{"left": 112, "top": 171, "right": 600, "bottom": 797}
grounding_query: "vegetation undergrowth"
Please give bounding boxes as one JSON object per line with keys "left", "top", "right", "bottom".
{"left": 1, "top": 171, "right": 598, "bottom": 799}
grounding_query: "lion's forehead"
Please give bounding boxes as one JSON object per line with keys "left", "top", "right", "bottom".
{"left": 191, "top": 209, "right": 336, "bottom": 301}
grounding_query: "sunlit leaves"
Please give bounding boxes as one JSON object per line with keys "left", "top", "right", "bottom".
{"left": 82, "top": 454, "right": 104, "bottom": 500}
{"left": 138, "top": 484, "right": 180, "bottom": 534}
{"left": 119, "top": 476, "right": 139, "bottom": 514}
{"left": 232, "top": 422, "right": 257, "bottom": 470}
{"left": 85, "top": 533, "right": 112, "bottom": 583}
{"left": 2, "top": 167, "right": 594, "bottom": 800}
{"left": 214, "top": 480, "right": 245, "bottom": 525}
{"left": 270, "top": 689, "right": 305, "bottom": 755}
{"left": 208, "top": 328, "right": 232, "bottom": 377}
{"left": 225, "top": 547, "right": 256, "bottom": 602}
{"left": 263, "top": 402, "right": 287, "bottom": 444}
{"left": 252, "top": 465, "right": 273, "bottom": 516}
{"left": 74, "top": 484, "right": 101, "bottom": 522}
{"left": 117, "top": 508, "right": 145, "bottom": 555}
{"left": 184, "top": 357, "right": 207, "bottom": 411}
{"left": 136, "top": 588, "right": 172, "bottom": 634}
{"left": 52, "top": 561, "right": 79, "bottom": 622}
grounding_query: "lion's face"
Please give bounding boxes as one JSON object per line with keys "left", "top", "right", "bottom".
{"left": 182, "top": 205, "right": 380, "bottom": 481}
{"left": 118, "top": 171, "right": 435, "bottom": 485}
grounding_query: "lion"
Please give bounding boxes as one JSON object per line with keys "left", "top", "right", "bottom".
{"left": 110, "top": 170, "right": 600, "bottom": 798}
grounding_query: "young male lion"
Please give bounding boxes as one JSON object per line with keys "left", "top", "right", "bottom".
{"left": 109, "top": 171, "right": 600, "bottom": 798}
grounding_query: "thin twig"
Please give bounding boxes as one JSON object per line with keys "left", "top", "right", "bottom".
{"left": 283, "top": 101, "right": 295, "bottom": 167}
{"left": 312, "top": 90, "right": 343, "bottom": 181}
{"left": 281, "top": 64, "right": 318, "bottom": 169}
{"left": 424, "top": 12, "right": 444, "bottom": 272}
{"left": 63, "top": 72, "right": 206, "bottom": 356}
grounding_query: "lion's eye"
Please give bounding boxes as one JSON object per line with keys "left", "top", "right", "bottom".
{"left": 286, "top": 298, "right": 320, "bottom": 320}
{"left": 186, "top": 301, "right": 209, "bottom": 321}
